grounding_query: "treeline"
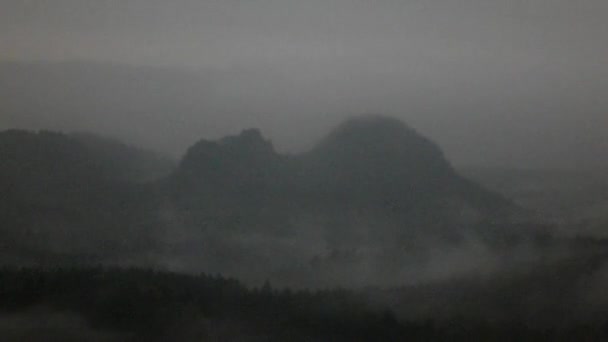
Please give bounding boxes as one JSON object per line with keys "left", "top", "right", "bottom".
{"left": 1, "top": 268, "right": 607, "bottom": 341}
{"left": 0, "top": 267, "right": 411, "bottom": 341}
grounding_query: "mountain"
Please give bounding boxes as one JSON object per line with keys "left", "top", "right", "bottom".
{"left": 301, "top": 116, "right": 515, "bottom": 219}
{"left": 0, "top": 117, "right": 524, "bottom": 285}
{"left": 171, "top": 115, "right": 517, "bottom": 234}
{"left": 461, "top": 166, "right": 608, "bottom": 234}
{"left": 177, "top": 128, "right": 286, "bottom": 193}
{"left": 160, "top": 116, "right": 524, "bottom": 285}
{"left": 70, "top": 132, "right": 175, "bottom": 182}
{"left": 0, "top": 130, "right": 172, "bottom": 264}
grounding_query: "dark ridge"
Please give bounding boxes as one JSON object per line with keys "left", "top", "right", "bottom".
{"left": 169, "top": 115, "right": 520, "bottom": 244}
{"left": 303, "top": 115, "right": 455, "bottom": 192}
{"left": 1, "top": 116, "right": 522, "bottom": 282}
{"left": 176, "top": 128, "right": 285, "bottom": 191}
{"left": 0, "top": 267, "right": 409, "bottom": 341}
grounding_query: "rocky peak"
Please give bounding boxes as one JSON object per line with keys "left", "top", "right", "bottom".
{"left": 176, "top": 128, "right": 282, "bottom": 188}
{"left": 307, "top": 115, "right": 454, "bottom": 188}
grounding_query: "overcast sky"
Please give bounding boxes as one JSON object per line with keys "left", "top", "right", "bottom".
{"left": 1, "top": 0, "right": 607, "bottom": 168}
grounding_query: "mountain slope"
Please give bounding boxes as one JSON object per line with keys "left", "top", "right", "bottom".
{"left": 159, "top": 116, "right": 522, "bottom": 285}
{"left": 0, "top": 117, "right": 522, "bottom": 285}
{"left": 171, "top": 115, "right": 517, "bottom": 235}
{"left": 0, "top": 130, "right": 169, "bottom": 264}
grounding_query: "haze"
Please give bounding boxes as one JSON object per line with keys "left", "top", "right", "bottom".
{"left": 1, "top": 0, "right": 607, "bottom": 168}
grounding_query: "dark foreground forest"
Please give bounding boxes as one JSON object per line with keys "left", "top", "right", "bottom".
{"left": 0, "top": 267, "right": 406, "bottom": 341}
{"left": 2, "top": 267, "right": 608, "bottom": 341}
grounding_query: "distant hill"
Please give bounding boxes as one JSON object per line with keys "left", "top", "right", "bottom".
{"left": 0, "top": 117, "right": 525, "bottom": 285}
{"left": 301, "top": 116, "right": 516, "bottom": 220}
{"left": 0, "top": 130, "right": 174, "bottom": 183}
{"left": 460, "top": 166, "right": 608, "bottom": 235}
{"left": 70, "top": 132, "right": 175, "bottom": 182}
{"left": 0, "top": 130, "right": 173, "bottom": 264}
{"left": 163, "top": 116, "right": 523, "bottom": 285}
{"left": 3, "top": 60, "right": 608, "bottom": 169}
{"left": 172, "top": 115, "right": 517, "bottom": 232}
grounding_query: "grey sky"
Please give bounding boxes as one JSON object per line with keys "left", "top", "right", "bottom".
{"left": 1, "top": 0, "right": 607, "bottom": 168}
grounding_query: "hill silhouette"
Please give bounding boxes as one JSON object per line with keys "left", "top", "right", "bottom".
{"left": 0, "top": 130, "right": 172, "bottom": 265}
{"left": 160, "top": 115, "right": 524, "bottom": 285}
{"left": 1, "top": 116, "right": 522, "bottom": 285}
{"left": 171, "top": 115, "right": 517, "bottom": 233}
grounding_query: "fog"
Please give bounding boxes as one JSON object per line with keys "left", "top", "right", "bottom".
{"left": 2, "top": 1, "right": 608, "bottom": 339}
{"left": 1, "top": 0, "right": 607, "bottom": 168}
